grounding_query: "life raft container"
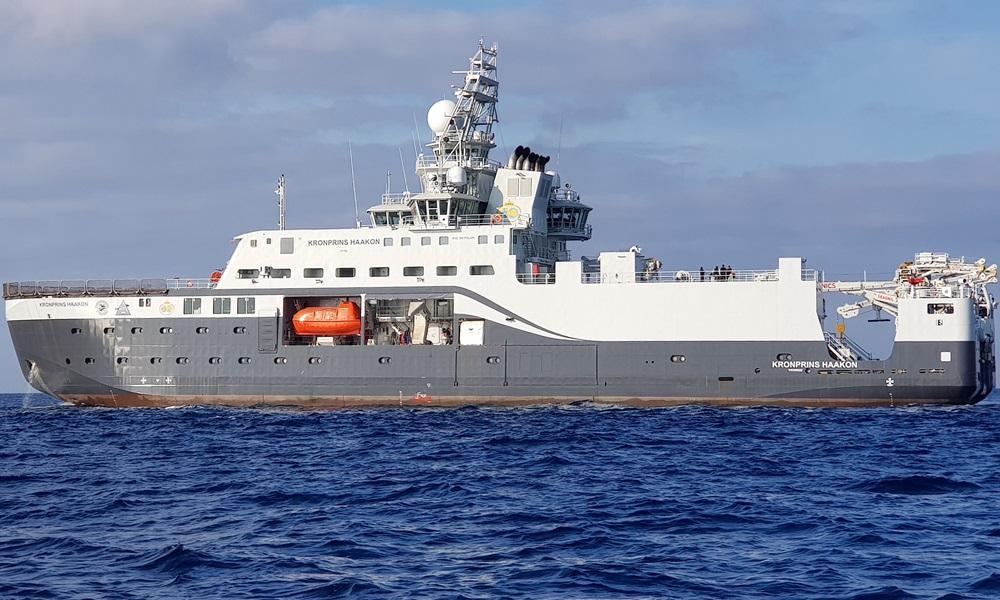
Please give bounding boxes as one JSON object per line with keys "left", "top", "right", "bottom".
{"left": 292, "top": 302, "right": 362, "bottom": 336}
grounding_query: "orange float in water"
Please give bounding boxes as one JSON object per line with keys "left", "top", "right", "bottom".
{"left": 292, "top": 302, "right": 362, "bottom": 336}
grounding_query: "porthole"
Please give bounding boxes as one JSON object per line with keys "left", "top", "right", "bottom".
{"left": 196, "top": 327, "right": 209, "bottom": 334}
{"left": 308, "top": 357, "right": 322, "bottom": 365}
{"left": 233, "top": 326, "right": 247, "bottom": 334}
{"left": 209, "top": 357, "right": 222, "bottom": 365}
{"left": 150, "top": 357, "right": 162, "bottom": 364}
{"left": 65, "top": 358, "right": 72, "bottom": 365}
{"left": 160, "top": 327, "right": 173, "bottom": 334}
{"left": 116, "top": 357, "right": 128, "bottom": 365}
{"left": 85, "top": 357, "right": 95, "bottom": 365}
{"left": 378, "top": 356, "right": 392, "bottom": 365}
{"left": 238, "top": 357, "right": 251, "bottom": 365}
{"left": 131, "top": 327, "right": 143, "bottom": 334}
{"left": 670, "top": 355, "right": 686, "bottom": 363}
{"left": 176, "top": 357, "right": 189, "bottom": 365}
{"left": 70, "top": 328, "right": 82, "bottom": 335}
{"left": 776, "top": 353, "right": 793, "bottom": 361}
{"left": 104, "top": 327, "right": 115, "bottom": 335}
{"left": 486, "top": 356, "right": 502, "bottom": 364}
{"left": 274, "top": 357, "right": 288, "bottom": 365}
{"left": 718, "top": 376, "right": 734, "bottom": 382}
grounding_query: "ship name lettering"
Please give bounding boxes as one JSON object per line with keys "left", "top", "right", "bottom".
{"left": 771, "top": 360, "right": 858, "bottom": 369}
{"left": 308, "top": 238, "right": 382, "bottom": 247}
{"left": 39, "top": 301, "right": 89, "bottom": 308}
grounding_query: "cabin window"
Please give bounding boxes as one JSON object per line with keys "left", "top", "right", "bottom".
{"left": 209, "top": 357, "right": 222, "bottom": 364}
{"left": 478, "top": 235, "right": 488, "bottom": 244}
{"left": 470, "top": 265, "right": 495, "bottom": 276}
{"left": 196, "top": 327, "right": 209, "bottom": 334}
{"left": 104, "top": 327, "right": 115, "bottom": 335}
{"left": 401, "top": 237, "right": 411, "bottom": 246}
{"left": 150, "top": 357, "right": 162, "bottom": 364}
{"left": 776, "top": 353, "right": 792, "bottom": 361}
{"left": 308, "top": 357, "right": 322, "bottom": 365}
{"left": 131, "top": 326, "right": 143, "bottom": 334}
{"left": 64, "top": 358, "right": 71, "bottom": 365}
{"left": 336, "top": 268, "right": 356, "bottom": 278}
{"left": 176, "top": 357, "right": 189, "bottom": 365}
{"left": 420, "top": 236, "right": 431, "bottom": 246}
{"left": 437, "top": 266, "right": 457, "bottom": 276}
{"left": 71, "top": 327, "right": 82, "bottom": 334}
{"left": 439, "top": 236, "right": 449, "bottom": 245}
{"left": 670, "top": 355, "right": 686, "bottom": 363}
{"left": 303, "top": 268, "right": 324, "bottom": 278}
{"left": 370, "top": 267, "right": 389, "bottom": 278}
{"left": 250, "top": 239, "right": 257, "bottom": 248}
{"left": 160, "top": 327, "right": 173, "bottom": 334}
{"left": 274, "top": 357, "right": 288, "bottom": 365}
{"left": 238, "top": 357, "right": 252, "bottom": 364}
{"left": 378, "top": 356, "right": 392, "bottom": 365}
{"left": 383, "top": 238, "right": 393, "bottom": 247}
{"left": 116, "top": 357, "right": 128, "bottom": 365}
{"left": 266, "top": 238, "right": 271, "bottom": 244}
{"left": 271, "top": 268, "right": 291, "bottom": 279}
{"left": 233, "top": 327, "right": 247, "bottom": 334}
{"left": 237, "top": 297, "right": 255, "bottom": 314}
{"left": 404, "top": 267, "right": 424, "bottom": 277}
{"left": 494, "top": 235, "right": 504, "bottom": 244}
{"left": 237, "top": 269, "right": 259, "bottom": 279}
{"left": 85, "top": 357, "right": 95, "bottom": 365}
{"left": 486, "top": 356, "right": 502, "bottom": 364}
{"left": 183, "top": 298, "right": 202, "bottom": 315}
{"left": 280, "top": 237, "right": 294, "bottom": 254}
{"left": 927, "top": 303, "right": 954, "bottom": 314}
{"left": 718, "top": 376, "right": 735, "bottom": 382}
{"left": 213, "top": 298, "right": 231, "bottom": 314}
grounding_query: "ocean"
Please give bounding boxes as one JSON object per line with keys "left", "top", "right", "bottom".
{"left": 1, "top": 392, "right": 998, "bottom": 599}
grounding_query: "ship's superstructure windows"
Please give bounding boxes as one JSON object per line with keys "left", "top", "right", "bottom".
{"left": 183, "top": 298, "right": 201, "bottom": 315}
{"left": 671, "top": 355, "right": 686, "bottom": 363}
{"left": 237, "top": 297, "right": 256, "bottom": 314}
{"left": 209, "top": 357, "right": 222, "bottom": 364}
{"left": 336, "top": 268, "right": 356, "bottom": 278}
{"left": 401, "top": 237, "right": 411, "bottom": 246}
{"left": 150, "top": 357, "right": 162, "bottom": 364}
{"left": 384, "top": 238, "right": 394, "bottom": 247}
{"left": 439, "top": 236, "right": 449, "bottom": 245}
{"left": 478, "top": 235, "right": 488, "bottom": 244}
{"left": 271, "top": 268, "right": 291, "bottom": 279}
{"left": 421, "top": 237, "right": 431, "bottom": 246}
{"left": 250, "top": 239, "right": 257, "bottom": 248}
{"left": 116, "top": 357, "right": 128, "bottom": 365}
{"left": 404, "top": 267, "right": 424, "bottom": 277}
{"left": 237, "top": 269, "right": 259, "bottom": 279}
{"left": 238, "top": 357, "right": 252, "bottom": 364}
{"left": 71, "top": 328, "right": 82, "bottom": 334}
{"left": 196, "top": 327, "right": 209, "bottom": 334}
{"left": 308, "top": 357, "right": 322, "bottom": 365}
{"left": 927, "top": 303, "right": 954, "bottom": 314}
{"left": 494, "top": 235, "right": 504, "bottom": 244}
{"left": 776, "top": 353, "right": 793, "bottom": 361}
{"left": 104, "top": 327, "right": 115, "bottom": 335}
{"left": 132, "top": 327, "right": 143, "bottom": 334}
{"left": 84, "top": 357, "right": 95, "bottom": 365}
{"left": 177, "top": 357, "right": 189, "bottom": 365}
{"left": 437, "top": 266, "right": 457, "bottom": 276}
{"left": 470, "top": 265, "right": 495, "bottom": 276}
{"left": 274, "top": 357, "right": 288, "bottom": 365}
{"left": 304, "top": 268, "right": 324, "bottom": 278}
{"left": 233, "top": 326, "right": 247, "bottom": 334}
{"left": 280, "top": 238, "right": 294, "bottom": 254}
{"left": 160, "top": 327, "right": 174, "bottom": 334}
{"left": 370, "top": 267, "right": 390, "bottom": 278}
{"left": 213, "top": 298, "right": 231, "bottom": 314}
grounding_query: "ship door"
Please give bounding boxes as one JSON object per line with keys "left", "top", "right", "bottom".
{"left": 257, "top": 309, "right": 279, "bottom": 353}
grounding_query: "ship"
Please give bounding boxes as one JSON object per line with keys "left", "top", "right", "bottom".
{"left": 4, "top": 42, "right": 997, "bottom": 408}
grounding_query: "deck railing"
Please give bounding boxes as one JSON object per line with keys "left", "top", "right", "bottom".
{"left": 3, "top": 278, "right": 217, "bottom": 299}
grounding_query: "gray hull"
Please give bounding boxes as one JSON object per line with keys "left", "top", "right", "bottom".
{"left": 8, "top": 314, "right": 993, "bottom": 408}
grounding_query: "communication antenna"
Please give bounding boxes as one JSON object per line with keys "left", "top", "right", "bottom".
{"left": 385, "top": 170, "right": 392, "bottom": 195}
{"left": 556, "top": 113, "right": 564, "bottom": 171}
{"left": 398, "top": 147, "right": 410, "bottom": 194}
{"left": 275, "top": 174, "right": 286, "bottom": 230}
{"left": 348, "top": 139, "right": 360, "bottom": 228}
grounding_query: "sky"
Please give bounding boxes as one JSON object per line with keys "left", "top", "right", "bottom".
{"left": 1, "top": 0, "right": 999, "bottom": 391}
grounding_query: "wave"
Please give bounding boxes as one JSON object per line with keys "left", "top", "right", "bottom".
{"left": 849, "top": 475, "right": 981, "bottom": 495}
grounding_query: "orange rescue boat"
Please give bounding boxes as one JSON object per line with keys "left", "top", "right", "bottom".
{"left": 292, "top": 302, "right": 362, "bottom": 336}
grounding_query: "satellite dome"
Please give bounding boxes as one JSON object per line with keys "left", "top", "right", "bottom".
{"left": 427, "top": 99, "right": 456, "bottom": 134}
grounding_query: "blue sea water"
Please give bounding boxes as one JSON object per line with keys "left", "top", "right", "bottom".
{"left": 1, "top": 393, "right": 999, "bottom": 599}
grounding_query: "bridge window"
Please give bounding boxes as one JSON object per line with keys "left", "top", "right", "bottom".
{"left": 237, "top": 297, "right": 255, "bottom": 314}
{"left": 303, "top": 268, "right": 324, "bottom": 278}
{"left": 237, "top": 269, "right": 259, "bottom": 279}
{"left": 927, "top": 303, "right": 954, "bottom": 314}
{"left": 404, "top": 267, "right": 424, "bottom": 277}
{"left": 437, "top": 266, "right": 457, "bottom": 276}
{"left": 183, "top": 298, "right": 202, "bottom": 315}
{"left": 212, "top": 298, "right": 230, "bottom": 314}
{"left": 271, "top": 268, "right": 292, "bottom": 279}
{"left": 370, "top": 267, "right": 389, "bottom": 278}
{"left": 336, "top": 268, "right": 355, "bottom": 278}
{"left": 470, "top": 265, "right": 495, "bottom": 276}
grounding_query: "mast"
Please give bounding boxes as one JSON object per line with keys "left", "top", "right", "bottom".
{"left": 275, "top": 174, "right": 286, "bottom": 230}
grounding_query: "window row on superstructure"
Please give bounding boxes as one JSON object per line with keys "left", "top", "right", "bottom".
{"left": 236, "top": 265, "right": 495, "bottom": 280}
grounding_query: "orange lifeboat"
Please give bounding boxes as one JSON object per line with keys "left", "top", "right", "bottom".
{"left": 292, "top": 302, "right": 362, "bottom": 336}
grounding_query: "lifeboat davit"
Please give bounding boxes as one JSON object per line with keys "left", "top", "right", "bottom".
{"left": 292, "top": 302, "right": 362, "bottom": 336}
